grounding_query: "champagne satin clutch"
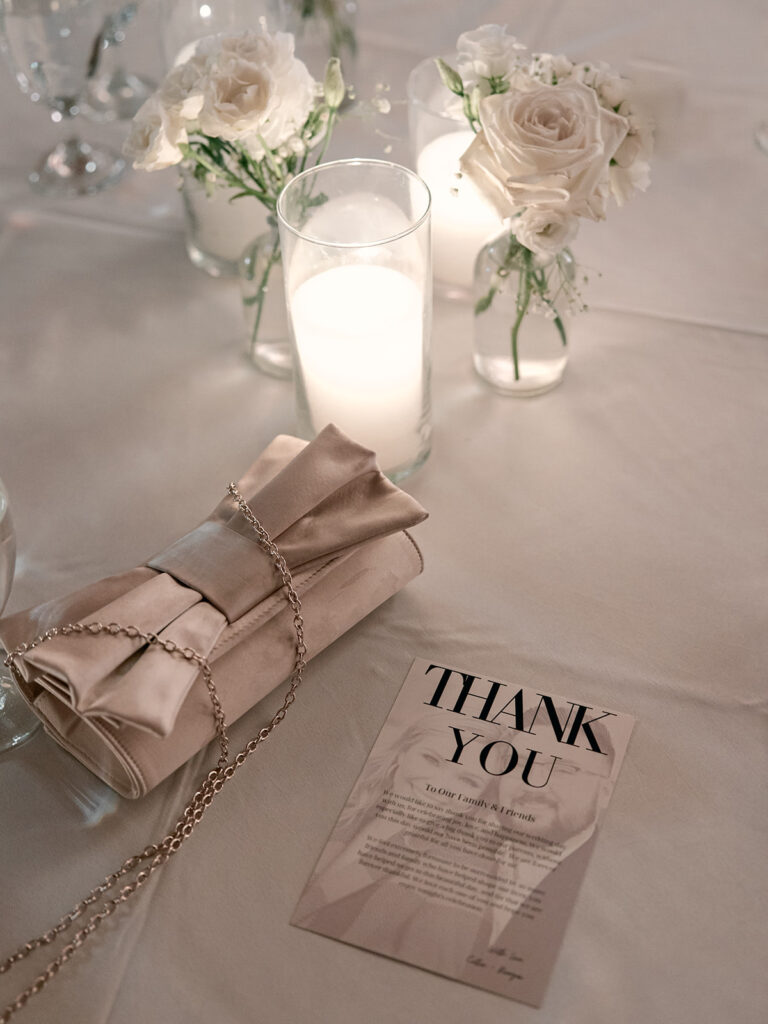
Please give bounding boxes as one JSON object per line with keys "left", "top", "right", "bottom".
{"left": 0, "top": 425, "right": 428, "bottom": 798}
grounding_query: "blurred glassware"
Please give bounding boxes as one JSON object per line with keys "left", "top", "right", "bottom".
{"left": 82, "top": 2, "right": 156, "bottom": 122}
{"left": 0, "top": 476, "right": 40, "bottom": 753}
{"left": 160, "top": 0, "right": 286, "bottom": 69}
{"left": 0, "top": 0, "right": 127, "bottom": 196}
{"left": 285, "top": 0, "right": 357, "bottom": 87}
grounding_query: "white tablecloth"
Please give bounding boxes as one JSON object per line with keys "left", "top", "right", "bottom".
{"left": 1, "top": 2, "right": 766, "bottom": 1022}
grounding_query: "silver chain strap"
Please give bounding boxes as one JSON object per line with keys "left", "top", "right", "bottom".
{"left": 0, "top": 484, "right": 307, "bottom": 1022}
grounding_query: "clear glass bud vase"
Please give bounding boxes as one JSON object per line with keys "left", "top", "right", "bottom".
{"left": 238, "top": 223, "right": 291, "bottom": 378}
{"left": 473, "top": 230, "right": 576, "bottom": 396}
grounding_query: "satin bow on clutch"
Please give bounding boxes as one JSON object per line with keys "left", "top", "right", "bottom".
{"left": 0, "top": 425, "right": 428, "bottom": 798}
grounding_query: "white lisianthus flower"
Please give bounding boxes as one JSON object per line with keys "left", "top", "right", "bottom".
{"left": 596, "top": 72, "right": 631, "bottom": 110}
{"left": 610, "top": 110, "right": 653, "bottom": 204}
{"left": 514, "top": 207, "right": 580, "bottom": 258}
{"left": 610, "top": 159, "right": 651, "bottom": 205}
{"left": 197, "top": 29, "right": 314, "bottom": 147}
{"left": 456, "top": 24, "right": 526, "bottom": 85}
{"left": 571, "top": 61, "right": 631, "bottom": 110}
{"left": 460, "top": 80, "right": 629, "bottom": 220}
{"left": 123, "top": 96, "right": 187, "bottom": 170}
{"left": 550, "top": 53, "right": 574, "bottom": 80}
{"left": 159, "top": 56, "right": 207, "bottom": 121}
{"left": 614, "top": 110, "right": 654, "bottom": 165}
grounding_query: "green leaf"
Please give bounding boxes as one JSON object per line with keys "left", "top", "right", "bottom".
{"left": 474, "top": 290, "right": 495, "bottom": 315}
{"left": 553, "top": 312, "right": 568, "bottom": 347}
{"left": 304, "top": 191, "right": 329, "bottom": 209}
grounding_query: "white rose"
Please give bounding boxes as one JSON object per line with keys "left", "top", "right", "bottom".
{"left": 197, "top": 29, "right": 314, "bottom": 146}
{"left": 123, "top": 96, "right": 187, "bottom": 171}
{"left": 456, "top": 24, "right": 525, "bottom": 84}
{"left": 159, "top": 56, "right": 207, "bottom": 122}
{"left": 514, "top": 207, "right": 579, "bottom": 258}
{"left": 460, "top": 80, "right": 629, "bottom": 220}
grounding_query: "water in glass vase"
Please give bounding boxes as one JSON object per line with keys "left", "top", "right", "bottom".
{"left": 239, "top": 224, "right": 290, "bottom": 378}
{"left": 473, "top": 232, "right": 576, "bottom": 396}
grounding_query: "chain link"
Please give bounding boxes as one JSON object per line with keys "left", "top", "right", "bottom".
{"left": 0, "top": 485, "right": 306, "bottom": 1022}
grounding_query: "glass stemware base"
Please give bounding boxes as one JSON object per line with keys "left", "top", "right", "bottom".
{"left": 29, "top": 136, "right": 126, "bottom": 196}
{"left": 0, "top": 665, "right": 39, "bottom": 752}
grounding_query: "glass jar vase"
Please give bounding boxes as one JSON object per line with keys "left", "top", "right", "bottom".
{"left": 473, "top": 230, "right": 575, "bottom": 396}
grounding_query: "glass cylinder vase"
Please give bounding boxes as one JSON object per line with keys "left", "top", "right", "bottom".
{"left": 277, "top": 158, "right": 432, "bottom": 482}
{"left": 407, "top": 55, "right": 501, "bottom": 298}
{"left": 473, "top": 230, "right": 574, "bottom": 396}
{"left": 238, "top": 223, "right": 290, "bottom": 378}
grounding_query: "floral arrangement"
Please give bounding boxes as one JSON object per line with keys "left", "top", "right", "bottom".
{"left": 436, "top": 24, "right": 653, "bottom": 382}
{"left": 125, "top": 25, "right": 344, "bottom": 205}
{"left": 124, "top": 25, "right": 344, "bottom": 357}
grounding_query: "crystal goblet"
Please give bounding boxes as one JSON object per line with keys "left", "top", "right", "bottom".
{"left": 0, "top": 0, "right": 127, "bottom": 196}
{"left": 82, "top": 1, "right": 156, "bottom": 123}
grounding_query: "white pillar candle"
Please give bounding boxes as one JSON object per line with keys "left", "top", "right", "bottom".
{"left": 416, "top": 131, "right": 501, "bottom": 293}
{"left": 291, "top": 264, "right": 425, "bottom": 473}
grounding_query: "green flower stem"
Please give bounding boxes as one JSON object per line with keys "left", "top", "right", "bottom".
{"left": 248, "top": 232, "right": 282, "bottom": 355}
{"left": 510, "top": 250, "right": 534, "bottom": 381}
{"left": 256, "top": 136, "right": 283, "bottom": 184}
{"left": 183, "top": 144, "right": 275, "bottom": 207}
{"left": 312, "top": 107, "right": 337, "bottom": 168}
{"left": 530, "top": 266, "right": 567, "bottom": 347}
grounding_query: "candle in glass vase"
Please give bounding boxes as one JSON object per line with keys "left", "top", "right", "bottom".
{"left": 291, "top": 265, "right": 425, "bottom": 474}
{"left": 279, "top": 159, "right": 432, "bottom": 482}
{"left": 416, "top": 130, "right": 500, "bottom": 294}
